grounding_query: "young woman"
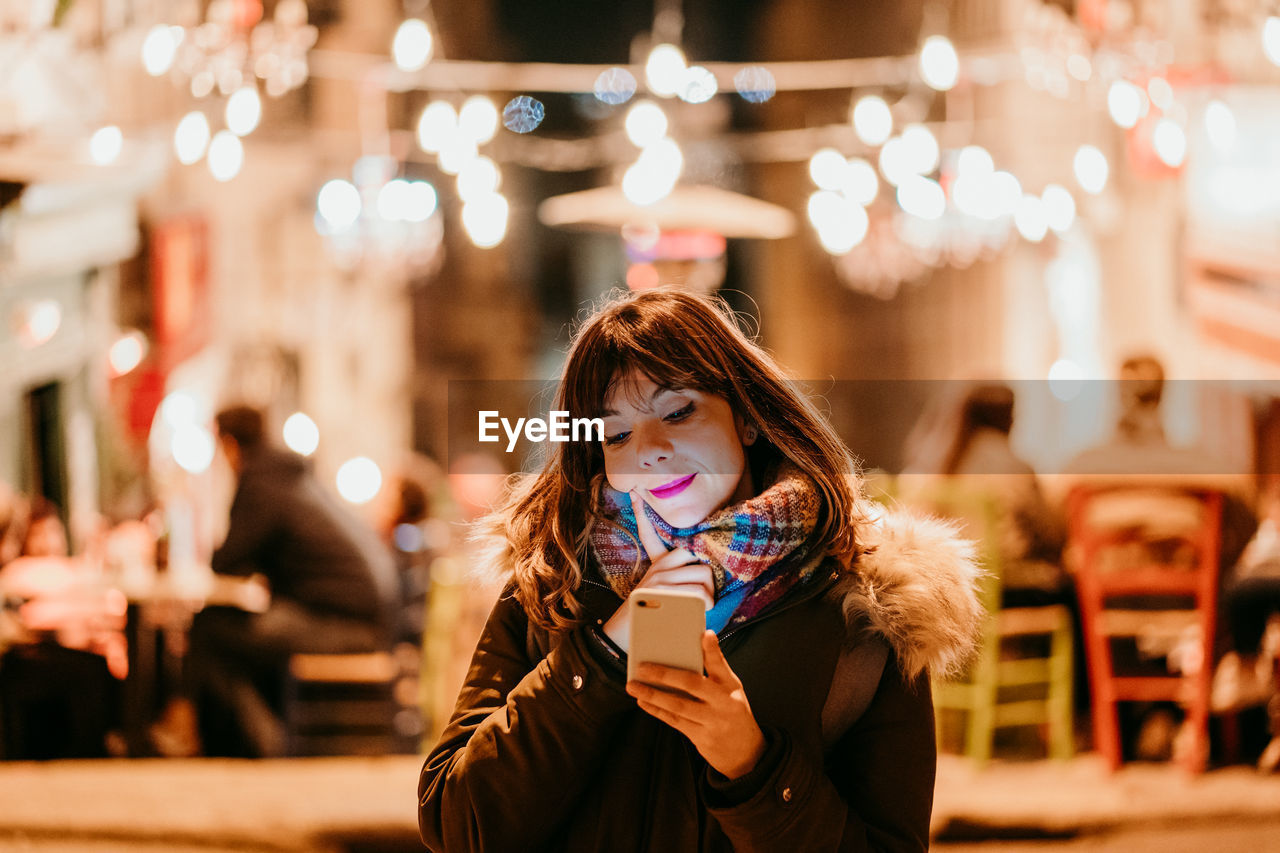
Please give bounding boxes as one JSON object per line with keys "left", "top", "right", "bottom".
{"left": 418, "top": 288, "right": 981, "bottom": 852}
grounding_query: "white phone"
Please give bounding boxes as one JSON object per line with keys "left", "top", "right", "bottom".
{"left": 626, "top": 588, "right": 706, "bottom": 684}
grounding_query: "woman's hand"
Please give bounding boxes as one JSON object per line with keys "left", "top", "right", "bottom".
{"left": 627, "top": 630, "right": 767, "bottom": 780}
{"left": 601, "top": 493, "right": 714, "bottom": 651}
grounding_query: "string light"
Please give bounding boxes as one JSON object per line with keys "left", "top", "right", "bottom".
{"left": 919, "top": 35, "right": 959, "bottom": 91}
{"left": 174, "top": 111, "right": 211, "bottom": 164}
{"left": 1073, "top": 145, "right": 1109, "bottom": 195}
{"left": 645, "top": 44, "right": 687, "bottom": 97}
{"left": 392, "top": 19, "right": 433, "bottom": 72}
{"left": 852, "top": 95, "right": 893, "bottom": 146}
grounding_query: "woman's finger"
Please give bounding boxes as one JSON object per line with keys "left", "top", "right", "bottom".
{"left": 634, "top": 663, "right": 714, "bottom": 701}
{"left": 701, "top": 631, "right": 739, "bottom": 685}
{"left": 630, "top": 492, "right": 670, "bottom": 560}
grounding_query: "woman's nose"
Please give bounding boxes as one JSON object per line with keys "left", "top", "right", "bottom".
{"left": 633, "top": 424, "right": 672, "bottom": 468}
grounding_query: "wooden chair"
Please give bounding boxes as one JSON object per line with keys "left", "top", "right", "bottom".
{"left": 923, "top": 484, "right": 1075, "bottom": 765}
{"left": 1066, "top": 484, "right": 1223, "bottom": 773}
{"left": 282, "top": 651, "right": 409, "bottom": 756}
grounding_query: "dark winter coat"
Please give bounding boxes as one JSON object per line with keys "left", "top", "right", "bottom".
{"left": 418, "top": 503, "right": 981, "bottom": 852}
{"left": 212, "top": 446, "right": 396, "bottom": 626}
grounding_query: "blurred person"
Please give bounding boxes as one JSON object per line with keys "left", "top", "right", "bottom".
{"left": 0, "top": 498, "right": 126, "bottom": 758}
{"left": 900, "top": 382, "right": 1067, "bottom": 605}
{"left": 418, "top": 289, "right": 982, "bottom": 852}
{"left": 160, "top": 405, "right": 398, "bottom": 757}
{"left": 1058, "top": 355, "right": 1258, "bottom": 761}
{"left": 1213, "top": 484, "right": 1280, "bottom": 716}
{"left": 20, "top": 497, "right": 69, "bottom": 558}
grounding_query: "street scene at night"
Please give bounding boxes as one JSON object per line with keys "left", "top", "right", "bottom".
{"left": 2, "top": 0, "right": 1280, "bottom": 850}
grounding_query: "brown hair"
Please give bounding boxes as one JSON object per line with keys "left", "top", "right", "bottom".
{"left": 484, "top": 287, "right": 864, "bottom": 633}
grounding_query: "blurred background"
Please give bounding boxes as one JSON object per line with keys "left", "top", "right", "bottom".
{"left": 2, "top": 0, "right": 1280, "bottom": 850}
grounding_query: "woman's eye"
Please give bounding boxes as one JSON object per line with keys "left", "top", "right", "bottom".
{"left": 604, "top": 431, "right": 630, "bottom": 447}
{"left": 663, "top": 403, "right": 694, "bottom": 422}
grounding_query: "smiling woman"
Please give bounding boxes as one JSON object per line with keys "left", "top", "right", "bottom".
{"left": 418, "top": 287, "right": 982, "bottom": 853}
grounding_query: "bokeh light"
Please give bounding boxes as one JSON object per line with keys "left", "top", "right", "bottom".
{"left": 919, "top": 36, "right": 959, "bottom": 91}
{"left": 899, "top": 124, "right": 940, "bottom": 175}
{"left": 734, "top": 66, "right": 776, "bottom": 103}
{"left": 282, "top": 412, "right": 320, "bottom": 456}
{"left": 1204, "top": 100, "right": 1236, "bottom": 155}
{"left": 957, "top": 145, "right": 994, "bottom": 178}
{"left": 1014, "top": 193, "right": 1048, "bottom": 242}
{"left": 841, "top": 157, "right": 879, "bottom": 207}
{"left": 645, "top": 43, "right": 687, "bottom": 97}
{"left": 625, "top": 101, "right": 668, "bottom": 147}
{"left": 896, "top": 175, "right": 946, "bottom": 220}
{"left": 1264, "top": 17, "right": 1280, "bottom": 67}
{"left": 207, "top": 131, "right": 243, "bottom": 182}
{"left": 456, "top": 156, "right": 502, "bottom": 202}
{"left": 19, "top": 300, "right": 61, "bottom": 347}
{"left": 416, "top": 101, "right": 457, "bottom": 153}
{"left": 317, "top": 179, "right": 361, "bottom": 230}
{"left": 502, "top": 96, "right": 545, "bottom": 133}
{"left": 852, "top": 95, "right": 893, "bottom": 146}
{"left": 1152, "top": 118, "right": 1187, "bottom": 168}
{"left": 1107, "top": 80, "right": 1146, "bottom": 129}
{"left": 459, "top": 96, "right": 499, "bottom": 144}
{"left": 461, "top": 192, "right": 510, "bottom": 247}
{"left": 1146, "top": 77, "right": 1174, "bottom": 111}
{"left": 403, "top": 181, "right": 438, "bottom": 222}
{"left": 680, "top": 66, "right": 718, "bottom": 103}
{"left": 336, "top": 457, "right": 382, "bottom": 504}
{"left": 594, "top": 67, "right": 637, "bottom": 105}
{"left": 808, "top": 148, "right": 849, "bottom": 190}
{"left": 174, "top": 111, "right": 211, "bottom": 164}
{"left": 173, "top": 426, "right": 216, "bottom": 475}
{"left": 1048, "top": 359, "right": 1085, "bottom": 401}
{"left": 108, "top": 330, "right": 147, "bottom": 377}
{"left": 90, "top": 126, "right": 123, "bottom": 165}
{"left": 392, "top": 19, "right": 433, "bottom": 72}
{"left": 1073, "top": 145, "right": 1109, "bottom": 195}
{"left": 1040, "top": 183, "right": 1076, "bottom": 233}
{"left": 142, "top": 24, "right": 180, "bottom": 76}
{"left": 878, "top": 136, "right": 911, "bottom": 187}
{"left": 225, "top": 86, "right": 262, "bottom": 137}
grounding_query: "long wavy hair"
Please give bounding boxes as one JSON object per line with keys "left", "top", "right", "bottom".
{"left": 480, "top": 288, "right": 864, "bottom": 633}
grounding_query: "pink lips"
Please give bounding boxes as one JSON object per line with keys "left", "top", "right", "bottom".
{"left": 649, "top": 473, "right": 696, "bottom": 499}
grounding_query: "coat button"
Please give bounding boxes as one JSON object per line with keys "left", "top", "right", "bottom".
{"left": 781, "top": 787, "right": 793, "bottom": 803}
{"left": 571, "top": 674, "right": 585, "bottom": 691}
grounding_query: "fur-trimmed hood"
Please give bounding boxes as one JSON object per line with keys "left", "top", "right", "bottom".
{"left": 843, "top": 499, "right": 983, "bottom": 680}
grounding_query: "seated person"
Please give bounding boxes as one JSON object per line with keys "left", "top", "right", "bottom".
{"left": 175, "top": 406, "right": 397, "bottom": 757}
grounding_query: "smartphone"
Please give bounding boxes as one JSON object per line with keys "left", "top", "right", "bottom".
{"left": 626, "top": 588, "right": 706, "bottom": 684}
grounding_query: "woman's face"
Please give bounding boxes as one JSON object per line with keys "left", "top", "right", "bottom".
{"left": 600, "top": 371, "right": 755, "bottom": 528}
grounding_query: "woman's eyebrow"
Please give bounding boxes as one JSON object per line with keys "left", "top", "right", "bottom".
{"left": 599, "top": 386, "right": 686, "bottom": 417}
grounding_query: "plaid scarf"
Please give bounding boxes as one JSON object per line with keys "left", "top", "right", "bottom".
{"left": 588, "top": 461, "right": 823, "bottom": 632}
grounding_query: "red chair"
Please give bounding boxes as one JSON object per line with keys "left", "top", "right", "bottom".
{"left": 1067, "top": 484, "right": 1223, "bottom": 773}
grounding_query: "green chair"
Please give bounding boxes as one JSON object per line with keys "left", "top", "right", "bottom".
{"left": 921, "top": 483, "right": 1074, "bottom": 765}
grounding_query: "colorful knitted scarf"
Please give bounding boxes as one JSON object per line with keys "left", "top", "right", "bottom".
{"left": 588, "top": 461, "right": 824, "bottom": 632}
